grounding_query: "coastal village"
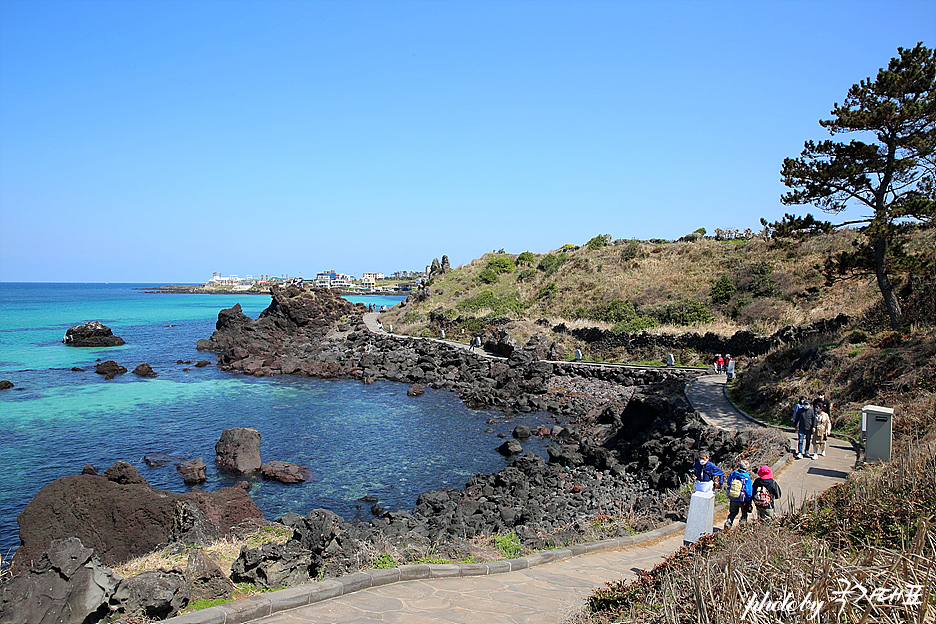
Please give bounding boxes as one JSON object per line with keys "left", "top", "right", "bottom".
{"left": 151, "top": 267, "right": 430, "bottom": 295}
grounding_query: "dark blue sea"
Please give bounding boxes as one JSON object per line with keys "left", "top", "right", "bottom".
{"left": 0, "top": 283, "right": 551, "bottom": 560}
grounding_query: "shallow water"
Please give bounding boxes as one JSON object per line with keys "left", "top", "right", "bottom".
{"left": 0, "top": 284, "right": 551, "bottom": 558}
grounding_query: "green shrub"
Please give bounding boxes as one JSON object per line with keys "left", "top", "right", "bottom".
{"left": 709, "top": 274, "right": 737, "bottom": 304}
{"left": 486, "top": 256, "right": 516, "bottom": 274}
{"left": 610, "top": 316, "right": 658, "bottom": 333}
{"left": 537, "top": 253, "right": 565, "bottom": 276}
{"left": 515, "top": 251, "right": 536, "bottom": 266}
{"left": 402, "top": 310, "right": 423, "bottom": 324}
{"left": 651, "top": 298, "right": 713, "bottom": 326}
{"left": 619, "top": 240, "right": 641, "bottom": 263}
{"left": 494, "top": 532, "right": 522, "bottom": 559}
{"left": 457, "top": 290, "right": 527, "bottom": 316}
{"left": 478, "top": 268, "right": 498, "bottom": 284}
{"left": 461, "top": 317, "right": 486, "bottom": 334}
{"left": 517, "top": 268, "right": 537, "bottom": 283}
{"left": 586, "top": 234, "right": 612, "bottom": 250}
{"left": 738, "top": 260, "right": 778, "bottom": 298}
{"left": 372, "top": 554, "right": 397, "bottom": 569}
{"left": 846, "top": 329, "right": 869, "bottom": 344}
{"left": 537, "top": 282, "right": 558, "bottom": 300}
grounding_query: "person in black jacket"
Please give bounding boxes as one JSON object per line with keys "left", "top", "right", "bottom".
{"left": 792, "top": 397, "right": 816, "bottom": 459}
{"left": 751, "top": 465, "right": 782, "bottom": 519}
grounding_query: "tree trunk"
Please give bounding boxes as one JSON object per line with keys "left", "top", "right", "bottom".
{"left": 872, "top": 235, "right": 904, "bottom": 329}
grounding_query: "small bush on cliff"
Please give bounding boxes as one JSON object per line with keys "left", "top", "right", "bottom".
{"left": 486, "top": 256, "right": 516, "bottom": 274}
{"left": 709, "top": 274, "right": 736, "bottom": 304}
{"left": 646, "top": 298, "right": 712, "bottom": 326}
{"left": 586, "top": 234, "right": 612, "bottom": 250}
{"left": 516, "top": 251, "right": 536, "bottom": 266}
{"left": 537, "top": 282, "right": 558, "bottom": 300}
{"left": 457, "top": 290, "right": 526, "bottom": 316}
{"left": 537, "top": 254, "right": 565, "bottom": 276}
{"left": 478, "top": 268, "right": 499, "bottom": 284}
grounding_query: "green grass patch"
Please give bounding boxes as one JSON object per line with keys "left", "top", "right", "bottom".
{"left": 494, "top": 532, "right": 522, "bottom": 559}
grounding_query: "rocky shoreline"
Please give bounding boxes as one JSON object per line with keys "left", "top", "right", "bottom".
{"left": 2, "top": 284, "right": 785, "bottom": 622}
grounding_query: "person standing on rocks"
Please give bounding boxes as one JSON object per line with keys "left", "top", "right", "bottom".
{"left": 693, "top": 451, "right": 724, "bottom": 488}
{"left": 752, "top": 465, "right": 782, "bottom": 520}
{"left": 793, "top": 396, "right": 816, "bottom": 459}
{"left": 723, "top": 459, "right": 753, "bottom": 529}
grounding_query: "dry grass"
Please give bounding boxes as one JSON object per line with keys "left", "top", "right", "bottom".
{"left": 382, "top": 228, "right": 927, "bottom": 361}
{"left": 112, "top": 524, "right": 293, "bottom": 579}
{"left": 575, "top": 441, "right": 936, "bottom": 624}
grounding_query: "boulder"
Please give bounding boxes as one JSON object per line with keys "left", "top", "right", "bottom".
{"left": 496, "top": 439, "right": 523, "bottom": 456}
{"left": 171, "top": 500, "right": 223, "bottom": 546}
{"left": 94, "top": 360, "right": 127, "bottom": 380}
{"left": 195, "top": 360, "right": 211, "bottom": 367}
{"left": 0, "top": 538, "right": 122, "bottom": 624}
{"left": 186, "top": 548, "right": 234, "bottom": 602}
{"left": 260, "top": 461, "right": 309, "bottom": 484}
{"left": 215, "top": 427, "right": 262, "bottom": 474}
{"left": 102, "top": 461, "right": 148, "bottom": 485}
{"left": 407, "top": 383, "right": 426, "bottom": 397}
{"left": 12, "top": 463, "right": 262, "bottom": 574}
{"left": 230, "top": 541, "right": 314, "bottom": 590}
{"left": 512, "top": 424, "right": 531, "bottom": 439}
{"left": 0, "top": 380, "right": 13, "bottom": 390}
{"left": 115, "top": 568, "right": 190, "bottom": 620}
{"left": 178, "top": 458, "right": 207, "bottom": 485}
{"left": 132, "top": 363, "right": 157, "bottom": 378}
{"left": 63, "top": 321, "right": 126, "bottom": 347}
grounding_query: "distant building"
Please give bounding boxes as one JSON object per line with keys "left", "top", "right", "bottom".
{"left": 362, "top": 272, "right": 384, "bottom": 282}
{"left": 314, "top": 270, "right": 354, "bottom": 289}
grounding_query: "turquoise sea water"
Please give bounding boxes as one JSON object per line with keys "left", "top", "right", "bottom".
{"left": 0, "top": 284, "right": 550, "bottom": 560}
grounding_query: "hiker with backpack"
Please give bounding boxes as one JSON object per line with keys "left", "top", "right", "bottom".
{"left": 792, "top": 396, "right": 817, "bottom": 459}
{"left": 752, "top": 465, "right": 782, "bottom": 520}
{"left": 723, "top": 459, "right": 753, "bottom": 529}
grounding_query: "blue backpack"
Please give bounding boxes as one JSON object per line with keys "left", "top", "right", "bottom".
{"left": 727, "top": 470, "right": 752, "bottom": 503}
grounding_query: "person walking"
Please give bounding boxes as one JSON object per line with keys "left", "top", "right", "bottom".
{"left": 813, "top": 406, "right": 832, "bottom": 456}
{"left": 725, "top": 355, "right": 735, "bottom": 381}
{"left": 714, "top": 354, "right": 724, "bottom": 373}
{"left": 693, "top": 451, "right": 725, "bottom": 488}
{"left": 723, "top": 459, "right": 753, "bottom": 529}
{"left": 793, "top": 396, "right": 816, "bottom": 459}
{"left": 814, "top": 391, "right": 831, "bottom": 416}
{"left": 751, "top": 465, "right": 782, "bottom": 520}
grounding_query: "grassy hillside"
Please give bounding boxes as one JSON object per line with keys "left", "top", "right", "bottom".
{"left": 381, "top": 228, "right": 932, "bottom": 363}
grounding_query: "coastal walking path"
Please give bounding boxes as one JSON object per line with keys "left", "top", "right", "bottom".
{"left": 169, "top": 321, "right": 855, "bottom": 624}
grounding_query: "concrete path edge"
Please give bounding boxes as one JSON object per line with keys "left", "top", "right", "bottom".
{"left": 162, "top": 521, "right": 689, "bottom": 624}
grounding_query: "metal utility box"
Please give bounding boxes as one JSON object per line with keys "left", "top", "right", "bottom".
{"left": 861, "top": 405, "right": 894, "bottom": 462}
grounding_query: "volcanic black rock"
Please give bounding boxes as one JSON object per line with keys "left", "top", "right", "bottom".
{"left": 63, "top": 321, "right": 125, "bottom": 347}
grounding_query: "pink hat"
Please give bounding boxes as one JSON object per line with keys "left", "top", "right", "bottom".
{"left": 757, "top": 465, "right": 773, "bottom": 479}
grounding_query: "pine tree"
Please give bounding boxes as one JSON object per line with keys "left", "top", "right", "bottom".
{"left": 780, "top": 43, "right": 935, "bottom": 329}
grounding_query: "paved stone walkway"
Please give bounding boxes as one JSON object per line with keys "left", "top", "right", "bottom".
{"left": 165, "top": 327, "right": 856, "bottom": 624}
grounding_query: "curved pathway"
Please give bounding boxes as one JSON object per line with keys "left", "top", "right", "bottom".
{"left": 166, "top": 324, "right": 855, "bottom": 624}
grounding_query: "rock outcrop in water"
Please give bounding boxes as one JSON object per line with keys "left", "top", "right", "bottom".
{"left": 10, "top": 461, "right": 263, "bottom": 575}
{"left": 63, "top": 321, "right": 125, "bottom": 347}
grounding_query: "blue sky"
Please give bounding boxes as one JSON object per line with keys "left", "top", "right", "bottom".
{"left": 1, "top": 0, "right": 933, "bottom": 283}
